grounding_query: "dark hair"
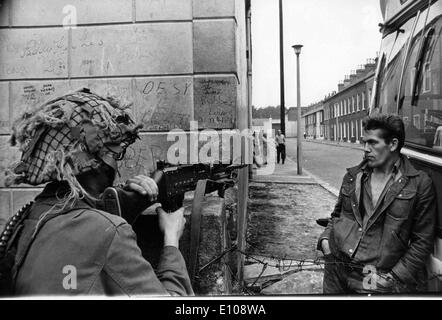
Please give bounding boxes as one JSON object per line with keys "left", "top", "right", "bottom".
{"left": 362, "top": 114, "right": 405, "bottom": 151}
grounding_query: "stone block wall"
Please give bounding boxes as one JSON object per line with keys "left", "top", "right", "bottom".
{"left": 0, "top": 0, "right": 249, "bottom": 235}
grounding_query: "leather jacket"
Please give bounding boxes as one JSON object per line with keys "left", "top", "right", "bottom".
{"left": 318, "top": 155, "right": 436, "bottom": 285}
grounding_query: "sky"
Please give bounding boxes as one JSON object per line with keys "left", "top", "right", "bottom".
{"left": 251, "top": 0, "right": 383, "bottom": 108}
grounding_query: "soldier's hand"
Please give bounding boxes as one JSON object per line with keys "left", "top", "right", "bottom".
{"left": 124, "top": 175, "right": 158, "bottom": 202}
{"left": 157, "top": 207, "right": 186, "bottom": 248}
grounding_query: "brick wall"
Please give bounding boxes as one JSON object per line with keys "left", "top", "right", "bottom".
{"left": 0, "top": 0, "right": 249, "bottom": 229}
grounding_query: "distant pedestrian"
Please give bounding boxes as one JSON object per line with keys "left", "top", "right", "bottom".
{"left": 252, "top": 131, "right": 263, "bottom": 167}
{"left": 261, "top": 131, "right": 269, "bottom": 165}
{"left": 275, "top": 130, "right": 286, "bottom": 164}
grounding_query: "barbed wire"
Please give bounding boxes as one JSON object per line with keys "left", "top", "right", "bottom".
{"left": 198, "top": 241, "right": 442, "bottom": 294}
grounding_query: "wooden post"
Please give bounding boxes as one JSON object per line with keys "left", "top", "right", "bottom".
{"left": 236, "top": 135, "right": 249, "bottom": 286}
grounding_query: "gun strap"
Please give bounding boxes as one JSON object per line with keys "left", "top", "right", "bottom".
{"left": 189, "top": 179, "right": 207, "bottom": 285}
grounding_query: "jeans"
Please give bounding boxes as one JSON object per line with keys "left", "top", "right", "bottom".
{"left": 276, "top": 144, "right": 286, "bottom": 164}
{"left": 322, "top": 254, "right": 417, "bottom": 294}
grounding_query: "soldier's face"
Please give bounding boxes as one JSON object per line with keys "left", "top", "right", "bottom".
{"left": 76, "top": 162, "right": 116, "bottom": 197}
{"left": 101, "top": 163, "right": 116, "bottom": 187}
{"left": 362, "top": 129, "right": 397, "bottom": 168}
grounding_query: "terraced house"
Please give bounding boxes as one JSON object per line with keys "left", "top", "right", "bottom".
{"left": 322, "top": 59, "right": 376, "bottom": 143}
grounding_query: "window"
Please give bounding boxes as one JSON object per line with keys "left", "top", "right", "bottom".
{"left": 357, "top": 94, "right": 360, "bottom": 111}
{"left": 356, "top": 120, "right": 359, "bottom": 139}
{"left": 413, "top": 114, "right": 421, "bottom": 130}
{"left": 362, "top": 92, "right": 366, "bottom": 109}
{"left": 397, "top": 0, "right": 442, "bottom": 153}
{"left": 423, "top": 62, "right": 431, "bottom": 93}
{"left": 352, "top": 96, "right": 355, "bottom": 113}
{"left": 409, "top": 67, "right": 416, "bottom": 95}
{"left": 375, "top": 9, "right": 424, "bottom": 114}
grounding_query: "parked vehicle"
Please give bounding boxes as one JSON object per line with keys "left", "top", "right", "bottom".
{"left": 371, "top": 0, "right": 442, "bottom": 291}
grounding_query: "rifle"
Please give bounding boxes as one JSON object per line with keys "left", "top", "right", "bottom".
{"left": 97, "top": 161, "right": 247, "bottom": 224}
{"left": 98, "top": 161, "right": 247, "bottom": 284}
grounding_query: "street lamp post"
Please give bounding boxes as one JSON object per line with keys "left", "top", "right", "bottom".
{"left": 292, "top": 44, "right": 303, "bottom": 175}
{"left": 279, "top": 0, "right": 286, "bottom": 136}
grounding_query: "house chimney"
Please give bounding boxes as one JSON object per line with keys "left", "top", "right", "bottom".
{"left": 364, "top": 58, "right": 377, "bottom": 73}
{"left": 349, "top": 70, "right": 357, "bottom": 82}
{"left": 338, "top": 82, "right": 345, "bottom": 91}
{"left": 356, "top": 65, "right": 365, "bottom": 78}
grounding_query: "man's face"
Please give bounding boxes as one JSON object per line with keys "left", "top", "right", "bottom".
{"left": 362, "top": 129, "right": 397, "bottom": 168}
{"left": 277, "top": 130, "right": 281, "bottom": 135}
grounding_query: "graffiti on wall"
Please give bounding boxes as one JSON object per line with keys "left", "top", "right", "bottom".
{"left": 194, "top": 77, "right": 236, "bottom": 129}
{"left": 0, "top": 31, "right": 68, "bottom": 78}
{"left": 135, "top": 78, "right": 192, "bottom": 131}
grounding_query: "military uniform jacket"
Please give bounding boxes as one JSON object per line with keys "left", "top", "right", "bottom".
{"left": 13, "top": 182, "right": 193, "bottom": 296}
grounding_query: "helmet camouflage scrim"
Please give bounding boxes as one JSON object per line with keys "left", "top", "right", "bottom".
{"left": 6, "top": 88, "right": 142, "bottom": 201}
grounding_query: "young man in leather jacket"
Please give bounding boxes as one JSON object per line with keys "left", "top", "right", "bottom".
{"left": 318, "top": 114, "right": 436, "bottom": 294}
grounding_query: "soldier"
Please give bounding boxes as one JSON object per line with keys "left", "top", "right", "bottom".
{"left": 1, "top": 88, "right": 193, "bottom": 296}
{"left": 318, "top": 114, "right": 436, "bottom": 293}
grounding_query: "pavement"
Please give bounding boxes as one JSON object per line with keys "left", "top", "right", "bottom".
{"left": 247, "top": 144, "right": 339, "bottom": 294}
{"left": 246, "top": 138, "right": 365, "bottom": 294}
{"left": 251, "top": 157, "right": 316, "bottom": 184}
{"left": 246, "top": 181, "right": 334, "bottom": 294}
{"left": 305, "top": 138, "right": 364, "bottom": 151}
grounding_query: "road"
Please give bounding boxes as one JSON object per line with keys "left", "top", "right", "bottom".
{"left": 284, "top": 138, "right": 364, "bottom": 191}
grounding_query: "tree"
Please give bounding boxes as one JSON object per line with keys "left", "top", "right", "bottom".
{"left": 252, "top": 106, "right": 288, "bottom": 119}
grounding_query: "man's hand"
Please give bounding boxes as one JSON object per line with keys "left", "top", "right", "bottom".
{"left": 124, "top": 175, "right": 158, "bottom": 202}
{"left": 373, "top": 272, "right": 398, "bottom": 290}
{"left": 157, "top": 207, "right": 186, "bottom": 248}
{"left": 321, "top": 239, "right": 331, "bottom": 255}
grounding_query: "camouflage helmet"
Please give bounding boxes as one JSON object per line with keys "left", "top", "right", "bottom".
{"left": 6, "top": 88, "right": 142, "bottom": 196}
